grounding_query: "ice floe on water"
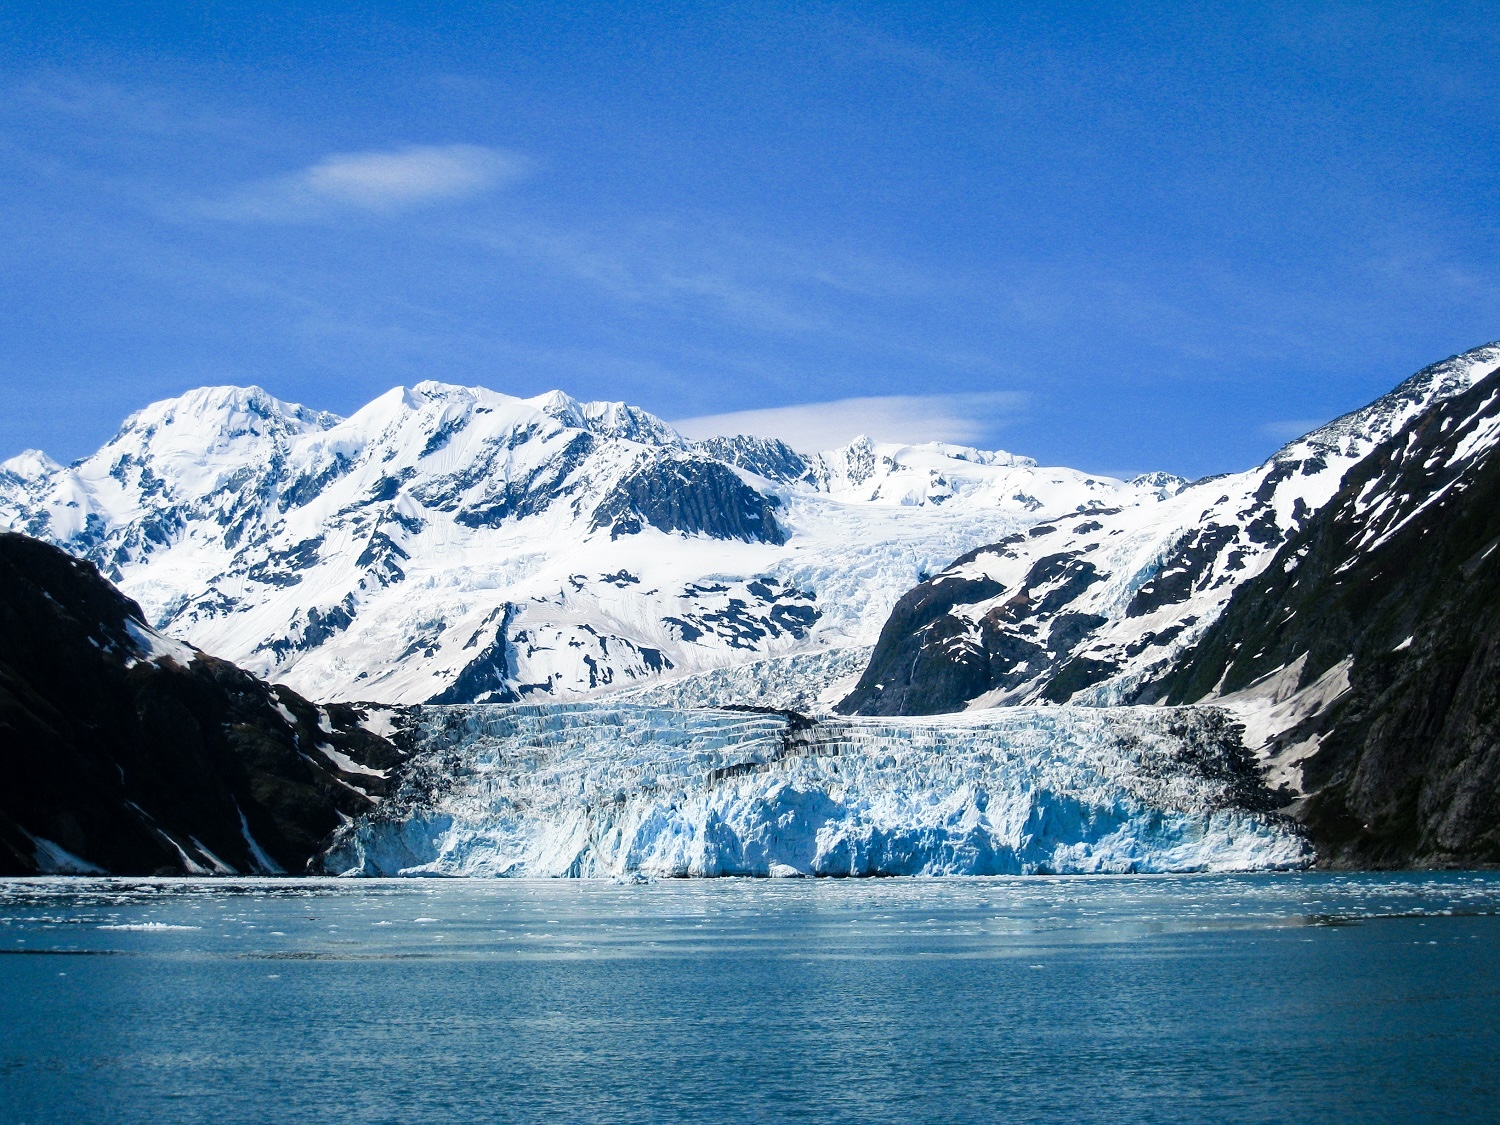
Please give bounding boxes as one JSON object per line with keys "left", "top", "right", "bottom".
{"left": 322, "top": 701, "right": 1310, "bottom": 878}
{"left": 96, "top": 922, "right": 202, "bottom": 931}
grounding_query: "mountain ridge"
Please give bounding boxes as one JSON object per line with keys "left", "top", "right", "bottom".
{"left": 0, "top": 531, "right": 405, "bottom": 876}
{"left": 1151, "top": 365, "right": 1500, "bottom": 866}
{"left": 838, "top": 342, "right": 1500, "bottom": 717}
{"left": 1, "top": 378, "right": 1162, "bottom": 706}
{"left": 6, "top": 343, "right": 1500, "bottom": 871}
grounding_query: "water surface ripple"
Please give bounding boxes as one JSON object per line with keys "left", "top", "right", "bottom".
{"left": 3, "top": 873, "right": 1498, "bottom": 1123}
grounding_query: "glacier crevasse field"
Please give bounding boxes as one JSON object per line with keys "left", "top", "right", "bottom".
{"left": 324, "top": 702, "right": 1310, "bottom": 877}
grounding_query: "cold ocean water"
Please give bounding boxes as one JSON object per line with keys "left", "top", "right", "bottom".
{"left": 2, "top": 874, "right": 1498, "bottom": 1124}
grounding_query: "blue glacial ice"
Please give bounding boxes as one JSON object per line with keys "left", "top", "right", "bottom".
{"left": 322, "top": 702, "right": 1310, "bottom": 877}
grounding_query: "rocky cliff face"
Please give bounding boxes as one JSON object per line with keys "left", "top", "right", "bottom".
{"left": 1153, "top": 367, "right": 1500, "bottom": 867}
{"left": 0, "top": 532, "right": 406, "bottom": 875}
{"left": 840, "top": 345, "right": 1500, "bottom": 868}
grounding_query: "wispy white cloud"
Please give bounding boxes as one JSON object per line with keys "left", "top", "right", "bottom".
{"left": 672, "top": 391, "right": 1026, "bottom": 453}
{"left": 15, "top": 72, "right": 244, "bottom": 137}
{"left": 202, "top": 144, "right": 530, "bottom": 221}
{"left": 465, "top": 216, "right": 942, "bottom": 338}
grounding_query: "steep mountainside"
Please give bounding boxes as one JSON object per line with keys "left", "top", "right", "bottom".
{"left": 0, "top": 532, "right": 405, "bottom": 875}
{"left": 0, "top": 383, "right": 1167, "bottom": 706}
{"left": 840, "top": 344, "right": 1500, "bottom": 716}
{"left": 1152, "top": 366, "right": 1500, "bottom": 866}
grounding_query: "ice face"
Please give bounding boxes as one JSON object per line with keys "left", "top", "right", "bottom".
{"left": 322, "top": 701, "right": 1310, "bottom": 878}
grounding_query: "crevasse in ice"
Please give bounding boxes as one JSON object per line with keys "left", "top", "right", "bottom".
{"left": 323, "top": 701, "right": 1310, "bottom": 877}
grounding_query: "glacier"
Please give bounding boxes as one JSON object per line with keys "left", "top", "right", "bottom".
{"left": 7, "top": 350, "right": 1493, "bottom": 878}
{"left": 614, "top": 645, "right": 873, "bottom": 712}
{"left": 323, "top": 701, "right": 1310, "bottom": 877}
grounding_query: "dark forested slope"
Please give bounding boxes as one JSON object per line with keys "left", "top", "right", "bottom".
{"left": 0, "top": 532, "right": 407, "bottom": 875}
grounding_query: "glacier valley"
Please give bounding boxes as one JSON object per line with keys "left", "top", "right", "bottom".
{"left": 6, "top": 343, "right": 1499, "bottom": 876}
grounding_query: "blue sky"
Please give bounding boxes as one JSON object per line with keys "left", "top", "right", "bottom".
{"left": 1, "top": 1, "right": 1496, "bottom": 477}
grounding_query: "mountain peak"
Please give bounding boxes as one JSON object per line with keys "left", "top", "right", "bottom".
{"left": 406, "top": 380, "right": 514, "bottom": 406}
{"left": 1130, "top": 471, "right": 1189, "bottom": 498}
{"left": 527, "top": 390, "right": 681, "bottom": 446}
{"left": 1275, "top": 341, "right": 1500, "bottom": 463}
{"left": 116, "top": 385, "right": 341, "bottom": 445}
{"left": 1, "top": 449, "right": 62, "bottom": 482}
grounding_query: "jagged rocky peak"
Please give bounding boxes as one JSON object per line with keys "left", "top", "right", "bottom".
{"left": 691, "top": 434, "right": 812, "bottom": 484}
{"left": 589, "top": 450, "right": 788, "bottom": 544}
{"left": 528, "top": 388, "right": 683, "bottom": 446}
{"left": 1280, "top": 342, "right": 1500, "bottom": 461}
{"left": 1131, "top": 471, "right": 1189, "bottom": 499}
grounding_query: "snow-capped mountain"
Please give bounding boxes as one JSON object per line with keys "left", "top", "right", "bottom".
{"left": 0, "top": 382, "right": 1166, "bottom": 705}
{"left": 4, "top": 524, "right": 1304, "bottom": 879}
{"left": 11, "top": 342, "right": 1500, "bottom": 875}
{"left": 841, "top": 343, "right": 1500, "bottom": 716}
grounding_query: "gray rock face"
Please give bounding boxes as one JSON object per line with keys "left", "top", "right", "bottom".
{"left": 692, "top": 435, "right": 812, "bottom": 484}
{"left": 837, "top": 344, "right": 1500, "bottom": 868}
{"left": 841, "top": 344, "right": 1500, "bottom": 714}
{"left": 590, "top": 453, "right": 788, "bottom": 544}
{"left": 835, "top": 553, "right": 1009, "bottom": 716}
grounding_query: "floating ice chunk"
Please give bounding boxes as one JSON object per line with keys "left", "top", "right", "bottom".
{"left": 97, "top": 923, "right": 202, "bottom": 932}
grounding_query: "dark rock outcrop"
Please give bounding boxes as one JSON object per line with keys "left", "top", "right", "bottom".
{"left": 837, "top": 555, "right": 1010, "bottom": 716}
{"left": 691, "top": 435, "right": 812, "bottom": 485}
{"left": 0, "top": 532, "right": 408, "bottom": 876}
{"left": 839, "top": 545, "right": 1114, "bottom": 715}
{"left": 590, "top": 453, "right": 787, "bottom": 544}
{"left": 839, "top": 345, "right": 1500, "bottom": 717}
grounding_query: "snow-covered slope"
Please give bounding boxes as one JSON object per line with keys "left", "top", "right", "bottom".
{"left": 841, "top": 343, "right": 1500, "bottom": 715}
{"left": 0, "top": 382, "right": 1164, "bottom": 705}
{"left": 321, "top": 700, "right": 1309, "bottom": 877}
